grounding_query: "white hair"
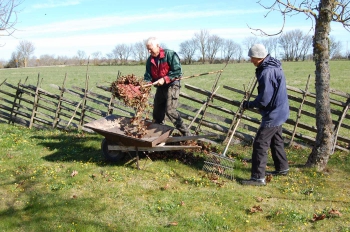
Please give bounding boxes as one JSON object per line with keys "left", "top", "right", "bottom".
{"left": 146, "top": 37, "right": 159, "bottom": 47}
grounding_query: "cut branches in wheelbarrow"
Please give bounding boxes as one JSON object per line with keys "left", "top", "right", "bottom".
{"left": 84, "top": 114, "right": 216, "bottom": 169}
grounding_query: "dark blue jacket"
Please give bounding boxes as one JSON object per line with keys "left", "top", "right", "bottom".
{"left": 249, "top": 55, "right": 289, "bottom": 127}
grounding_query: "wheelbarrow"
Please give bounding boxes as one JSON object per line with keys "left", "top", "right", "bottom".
{"left": 84, "top": 115, "right": 212, "bottom": 169}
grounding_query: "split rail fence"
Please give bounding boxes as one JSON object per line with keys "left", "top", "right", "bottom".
{"left": 0, "top": 74, "right": 349, "bottom": 152}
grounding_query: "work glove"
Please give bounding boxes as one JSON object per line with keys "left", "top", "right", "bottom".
{"left": 242, "top": 100, "right": 250, "bottom": 110}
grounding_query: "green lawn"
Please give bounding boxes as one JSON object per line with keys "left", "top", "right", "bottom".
{"left": 1, "top": 61, "right": 349, "bottom": 93}
{"left": 0, "top": 123, "right": 349, "bottom": 231}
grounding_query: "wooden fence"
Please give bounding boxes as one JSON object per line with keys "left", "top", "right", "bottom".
{"left": 0, "top": 74, "right": 349, "bottom": 152}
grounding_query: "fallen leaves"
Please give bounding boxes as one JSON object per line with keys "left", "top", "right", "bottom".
{"left": 249, "top": 205, "right": 263, "bottom": 213}
{"left": 110, "top": 73, "right": 152, "bottom": 138}
{"left": 312, "top": 213, "right": 326, "bottom": 221}
{"left": 328, "top": 209, "right": 342, "bottom": 217}
{"left": 70, "top": 170, "right": 78, "bottom": 177}
{"left": 167, "top": 221, "right": 178, "bottom": 226}
{"left": 265, "top": 174, "right": 273, "bottom": 183}
{"left": 312, "top": 209, "right": 342, "bottom": 222}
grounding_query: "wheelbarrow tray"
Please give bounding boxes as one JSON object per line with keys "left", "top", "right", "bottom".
{"left": 84, "top": 115, "right": 174, "bottom": 147}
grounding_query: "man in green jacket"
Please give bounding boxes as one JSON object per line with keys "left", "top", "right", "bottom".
{"left": 144, "top": 37, "right": 191, "bottom": 136}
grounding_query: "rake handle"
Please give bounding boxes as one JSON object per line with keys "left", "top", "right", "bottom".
{"left": 142, "top": 70, "right": 223, "bottom": 88}
{"left": 222, "top": 77, "right": 258, "bottom": 157}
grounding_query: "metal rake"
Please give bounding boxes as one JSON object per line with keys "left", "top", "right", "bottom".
{"left": 202, "top": 76, "right": 258, "bottom": 180}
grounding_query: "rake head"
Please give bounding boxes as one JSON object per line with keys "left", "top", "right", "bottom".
{"left": 202, "top": 152, "right": 235, "bottom": 180}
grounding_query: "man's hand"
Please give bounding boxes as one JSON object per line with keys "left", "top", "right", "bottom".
{"left": 153, "top": 77, "right": 165, "bottom": 86}
{"left": 242, "top": 101, "right": 250, "bottom": 110}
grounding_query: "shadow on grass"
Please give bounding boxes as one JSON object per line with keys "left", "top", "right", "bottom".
{"left": 31, "top": 132, "right": 208, "bottom": 171}
{"left": 0, "top": 177, "right": 119, "bottom": 232}
{"left": 32, "top": 133, "right": 105, "bottom": 164}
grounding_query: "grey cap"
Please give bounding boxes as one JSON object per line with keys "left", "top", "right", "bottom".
{"left": 248, "top": 44, "right": 267, "bottom": 58}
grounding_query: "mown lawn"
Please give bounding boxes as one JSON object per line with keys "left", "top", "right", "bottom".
{"left": 0, "top": 123, "right": 349, "bottom": 232}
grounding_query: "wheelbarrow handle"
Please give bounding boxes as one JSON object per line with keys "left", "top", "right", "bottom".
{"left": 142, "top": 70, "right": 223, "bottom": 88}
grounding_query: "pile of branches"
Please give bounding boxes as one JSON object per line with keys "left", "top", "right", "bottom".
{"left": 110, "top": 74, "right": 152, "bottom": 138}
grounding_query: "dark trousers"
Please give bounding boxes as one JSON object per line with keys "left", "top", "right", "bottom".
{"left": 251, "top": 125, "right": 289, "bottom": 179}
{"left": 153, "top": 83, "right": 189, "bottom": 135}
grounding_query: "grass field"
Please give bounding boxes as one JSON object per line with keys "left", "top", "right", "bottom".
{"left": 0, "top": 123, "right": 349, "bottom": 232}
{"left": 1, "top": 60, "right": 349, "bottom": 93}
{"left": 0, "top": 61, "right": 350, "bottom": 231}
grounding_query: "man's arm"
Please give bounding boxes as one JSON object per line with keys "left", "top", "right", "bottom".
{"left": 163, "top": 51, "right": 182, "bottom": 84}
{"left": 249, "top": 74, "right": 274, "bottom": 109}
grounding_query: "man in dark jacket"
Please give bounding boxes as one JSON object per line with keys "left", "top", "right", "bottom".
{"left": 144, "top": 37, "right": 191, "bottom": 136}
{"left": 241, "top": 44, "right": 290, "bottom": 186}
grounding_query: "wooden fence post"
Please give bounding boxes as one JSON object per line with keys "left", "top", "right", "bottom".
{"left": 107, "top": 93, "right": 115, "bottom": 116}
{"left": 0, "top": 79, "right": 6, "bottom": 87}
{"left": 331, "top": 97, "right": 350, "bottom": 154}
{"left": 29, "top": 75, "right": 41, "bottom": 129}
{"left": 79, "top": 74, "right": 89, "bottom": 128}
{"left": 289, "top": 75, "right": 311, "bottom": 146}
{"left": 53, "top": 74, "right": 67, "bottom": 128}
{"left": 9, "top": 77, "right": 28, "bottom": 124}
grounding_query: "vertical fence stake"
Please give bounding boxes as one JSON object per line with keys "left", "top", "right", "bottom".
{"left": 107, "top": 93, "right": 115, "bottom": 116}
{"left": 0, "top": 79, "right": 6, "bottom": 87}
{"left": 29, "top": 74, "right": 41, "bottom": 129}
{"left": 53, "top": 73, "right": 67, "bottom": 128}
{"left": 331, "top": 97, "right": 350, "bottom": 154}
{"left": 79, "top": 74, "right": 89, "bottom": 129}
{"left": 9, "top": 77, "right": 28, "bottom": 124}
{"left": 289, "top": 75, "right": 311, "bottom": 146}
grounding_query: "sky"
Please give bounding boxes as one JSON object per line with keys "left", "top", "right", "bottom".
{"left": 0, "top": 0, "right": 349, "bottom": 61}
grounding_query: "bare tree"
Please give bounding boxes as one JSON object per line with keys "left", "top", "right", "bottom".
{"left": 221, "top": 39, "right": 241, "bottom": 62}
{"left": 261, "top": 37, "right": 279, "bottom": 58}
{"left": 76, "top": 50, "right": 86, "bottom": 65}
{"left": 112, "top": 44, "right": 132, "bottom": 65}
{"left": 253, "top": 0, "right": 350, "bottom": 171}
{"left": 194, "top": 29, "right": 210, "bottom": 64}
{"left": 92, "top": 51, "right": 102, "bottom": 65}
{"left": 133, "top": 40, "right": 148, "bottom": 63}
{"left": 206, "top": 34, "right": 223, "bottom": 64}
{"left": 16, "top": 40, "right": 35, "bottom": 67}
{"left": 242, "top": 36, "right": 259, "bottom": 55}
{"left": 106, "top": 53, "right": 113, "bottom": 65}
{"left": 0, "top": 0, "right": 21, "bottom": 37}
{"left": 179, "top": 38, "right": 197, "bottom": 64}
{"left": 39, "top": 54, "right": 56, "bottom": 66}
{"left": 278, "top": 29, "right": 307, "bottom": 61}
{"left": 298, "top": 34, "right": 313, "bottom": 61}
{"left": 5, "top": 50, "right": 19, "bottom": 67}
{"left": 329, "top": 36, "right": 343, "bottom": 58}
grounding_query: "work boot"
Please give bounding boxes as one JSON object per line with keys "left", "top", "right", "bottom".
{"left": 241, "top": 178, "right": 266, "bottom": 186}
{"left": 265, "top": 169, "right": 289, "bottom": 176}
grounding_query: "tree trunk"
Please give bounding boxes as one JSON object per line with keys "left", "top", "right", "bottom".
{"left": 305, "top": 0, "right": 334, "bottom": 171}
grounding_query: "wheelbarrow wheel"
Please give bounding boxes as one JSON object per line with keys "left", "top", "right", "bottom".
{"left": 101, "top": 138, "right": 125, "bottom": 162}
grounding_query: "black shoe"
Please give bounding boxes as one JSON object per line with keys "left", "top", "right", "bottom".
{"left": 265, "top": 169, "right": 289, "bottom": 176}
{"left": 241, "top": 178, "right": 266, "bottom": 186}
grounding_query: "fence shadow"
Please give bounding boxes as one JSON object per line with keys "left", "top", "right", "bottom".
{"left": 32, "top": 133, "right": 104, "bottom": 164}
